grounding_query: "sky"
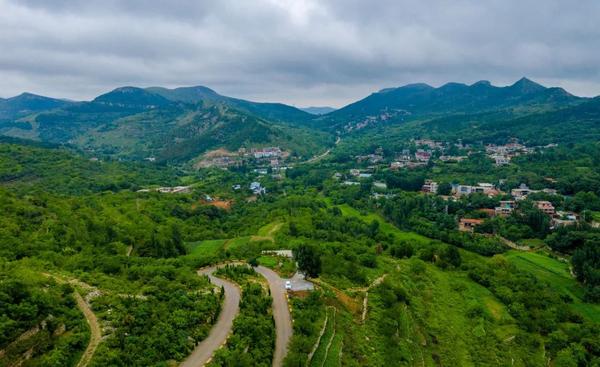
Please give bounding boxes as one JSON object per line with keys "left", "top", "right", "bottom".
{"left": 1, "top": 0, "right": 600, "bottom": 108}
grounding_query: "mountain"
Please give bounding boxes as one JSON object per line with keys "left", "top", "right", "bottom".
{"left": 0, "top": 92, "right": 74, "bottom": 120}
{"left": 318, "top": 78, "right": 584, "bottom": 131}
{"left": 0, "top": 86, "right": 332, "bottom": 163}
{"left": 146, "top": 86, "right": 315, "bottom": 125}
{"left": 300, "top": 106, "right": 336, "bottom": 115}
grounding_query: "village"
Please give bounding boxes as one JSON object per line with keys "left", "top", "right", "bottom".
{"left": 332, "top": 138, "right": 589, "bottom": 234}
{"left": 194, "top": 146, "right": 289, "bottom": 169}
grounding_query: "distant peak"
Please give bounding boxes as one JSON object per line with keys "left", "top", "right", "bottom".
{"left": 380, "top": 83, "right": 433, "bottom": 93}
{"left": 8, "top": 92, "right": 53, "bottom": 101}
{"left": 111, "top": 86, "right": 144, "bottom": 93}
{"left": 16, "top": 92, "right": 42, "bottom": 98}
{"left": 471, "top": 80, "right": 491, "bottom": 87}
{"left": 403, "top": 83, "right": 434, "bottom": 89}
{"left": 510, "top": 77, "right": 545, "bottom": 93}
{"left": 186, "top": 85, "right": 218, "bottom": 93}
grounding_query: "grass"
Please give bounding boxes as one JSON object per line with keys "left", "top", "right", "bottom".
{"left": 257, "top": 255, "right": 279, "bottom": 268}
{"left": 223, "top": 236, "right": 251, "bottom": 251}
{"left": 186, "top": 239, "right": 227, "bottom": 258}
{"left": 504, "top": 251, "right": 600, "bottom": 323}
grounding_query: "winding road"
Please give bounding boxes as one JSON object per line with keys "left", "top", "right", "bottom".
{"left": 255, "top": 266, "right": 293, "bottom": 367}
{"left": 181, "top": 264, "right": 293, "bottom": 367}
{"left": 180, "top": 265, "right": 241, "bottom": 367}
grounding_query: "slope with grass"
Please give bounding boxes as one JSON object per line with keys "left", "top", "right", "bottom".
{"left": 504, "top": 250, "right": 600, "bottom": 323}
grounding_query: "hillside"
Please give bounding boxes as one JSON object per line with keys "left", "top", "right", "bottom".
{"left": 345, "top": 95, "right": 600, "bottom": 151}
{"left": 418, "top": 96, "right": 600, "bottom": 145}
{"left": 0, "top": 137, "right": 183, "bottom": 194}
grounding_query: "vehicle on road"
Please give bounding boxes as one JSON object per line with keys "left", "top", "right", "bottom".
{"left": 285, "top": 280, "right": 292, "bottom": 290}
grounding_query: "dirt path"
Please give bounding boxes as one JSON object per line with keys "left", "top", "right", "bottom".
{"left": 255, "top": 266, "right": 293, "bottom": 367}
{"left": 305, "top": 137, "right": 340, "bottom": 164}
{"left": 75, "top": 292, "right": 101, "bottom": 367}
{"left": 498, "top": 236, "right": 531, "bottom": 251}
{"left": 40, "top": 273, "right": 102, "bottom": 367}
{"left": 251, "top": 222, "right": 283, "bottom": 243}
{"left": 180, "top": 265, "right": 241, "bottom": 367}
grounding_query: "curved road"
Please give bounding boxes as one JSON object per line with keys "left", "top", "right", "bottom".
{"left": 255, "top": 266, "right": 293, "bottom": 367}
{"left": 181, "top": 264, "right": 293, "bottom": 367}
{"left": 180, "top": 265, "right": 241, "bottom": 367}
{"left": 75, "top": 292, "right": 101, "bottom": 367}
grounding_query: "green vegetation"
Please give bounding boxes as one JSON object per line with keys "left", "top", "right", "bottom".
{"left": 1, "top": 79, "right": 600, "bottom": 366}
{"left": 0, "top": 261, "right": 89, "bottom": 367}
{"left": 505, "top": 251, "right": 600, "bottom": 322}
{"left": 284, "top": 292, "right": 325, "bottom": 367}
{"left": 210, "top": 265, "right": 275, "bottom": 366}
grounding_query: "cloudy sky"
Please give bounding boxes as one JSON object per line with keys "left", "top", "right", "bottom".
{"left": 1, "top": 0, "right": 599, "bottom": 107}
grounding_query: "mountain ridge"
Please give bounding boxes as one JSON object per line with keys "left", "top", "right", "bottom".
{"left": 317, "top": 77, "right": 585, "bottom": 131}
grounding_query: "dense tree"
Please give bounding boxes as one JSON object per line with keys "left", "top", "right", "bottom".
{"left": 293, "top": 244, "right": 322, "bottom": 278}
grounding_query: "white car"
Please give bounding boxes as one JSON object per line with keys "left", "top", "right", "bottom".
{"left": 285, "top": 281, "right": 292, "bottom": 290}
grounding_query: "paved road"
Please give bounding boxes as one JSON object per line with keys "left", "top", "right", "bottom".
{"left": 255, "top": 266, "right": 293, "bottom": 367}
{"left": 180, "top": 266, "right": 241, "bottom": 367}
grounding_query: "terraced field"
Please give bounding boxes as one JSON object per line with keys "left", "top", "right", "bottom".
{"left": 310, "top": 307, "right": 340, "bottom": 367}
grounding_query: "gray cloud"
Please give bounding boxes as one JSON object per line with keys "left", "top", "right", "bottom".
{"left": 1, "top": 0, "right": 599, "bottom": 107}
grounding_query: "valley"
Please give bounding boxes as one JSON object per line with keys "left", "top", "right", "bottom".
{"left": 1, "top": 78, "right": 599, "bottom": 367}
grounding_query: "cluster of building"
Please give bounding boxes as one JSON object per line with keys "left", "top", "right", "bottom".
{"left": 510, "top": 183, "right": 557, "bottom": 200}
{"left": 390, "top": 149, "right": 431, "bottom": 169}
{"left": 413, "top": 139, "right": 444, "bottom": 149}
{"left": 196, "top": 146, "right": 287, "bottom": 169}
{"left": 250, "top": 147, "right": 283, "bottom": 159}
{"left": 356, "top": 153, "right": 384, "bottom": 164}
{"left": 485, "top": 142, "right": 527, "bottom": 166}
{"left": 459, "top": 199, "right": 579, "bottom": 232}
{"left": 451, "top": 182, "right": 502, "bottom": 197}
{"left": 450, "top": 182, "right": 582, "bottom": 232}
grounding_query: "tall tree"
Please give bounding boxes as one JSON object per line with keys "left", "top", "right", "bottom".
{"left": 293, "top": 244, "right": 321, "bottom": 278}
